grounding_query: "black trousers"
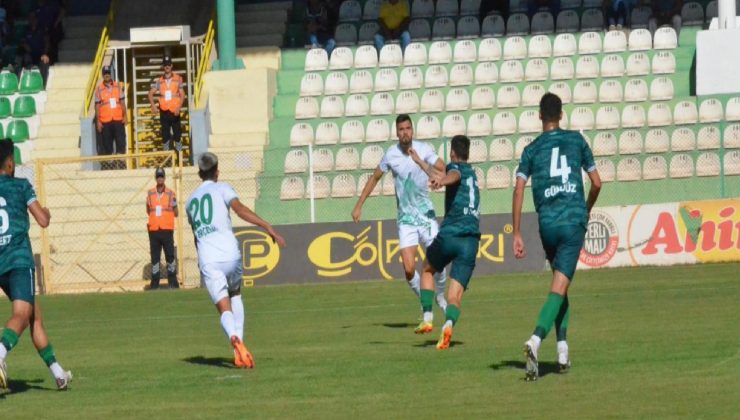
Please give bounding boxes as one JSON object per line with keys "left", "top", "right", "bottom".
{"left": 100, "top": 121, "right": 126, "bottom": 170}
{"left": 160, "top": 110, "right": 182, "bottom": 152}
{"left": 148, "top": 230, "right": 178, "bottom": 288}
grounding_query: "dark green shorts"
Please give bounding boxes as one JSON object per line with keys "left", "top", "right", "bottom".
{"left": 0, "top": 267, "right": 36, "bottom": 304}
{"left": 426, "top": 233, "right": 479, "bottom": 290}
{"left": 539, "top": 224, "right": 586, "bottom": 281}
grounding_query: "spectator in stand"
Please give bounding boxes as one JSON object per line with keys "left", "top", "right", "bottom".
{"left": 605, "top": 0, "right": 631, "bottom": 30}
{"left": 649, "top": 0, "right": 682, "bottom": 35}
{"left": 20, "top": 13, "right": 49, "bottom": 85}
{"left": 34, "top": 0, "right": 64, "bottom": 64}
{"left": 305, "top": 0, "right": 336, "bottom": 57}
{"left": 479, "top": 0, "right": 509, "bottom": 23}
{"left": 527, "top": 0, "right": 560, "bottom": 18}
{"left": 375, "top": 0, "right": 410, "bottom": 54}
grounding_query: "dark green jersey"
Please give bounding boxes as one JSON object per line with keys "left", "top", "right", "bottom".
{"left": 516, "top": 129, "right": 596, "bottom": 228}
{"left": 439, "top": 162, "right": 481, "bottom": 237}
{"left": 0, "top": 175, "right": 36, "bottom": 273}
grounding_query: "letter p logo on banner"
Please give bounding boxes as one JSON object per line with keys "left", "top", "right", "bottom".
{"left": 236, "top": 230, "right": 281, "bottom": 280}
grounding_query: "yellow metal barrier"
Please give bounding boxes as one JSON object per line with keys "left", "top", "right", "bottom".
{"left": 195, "top": 17, "right": 216, "bottom": 108}
{"left": 83, "top": 0, "right": 117, "bottom": 117}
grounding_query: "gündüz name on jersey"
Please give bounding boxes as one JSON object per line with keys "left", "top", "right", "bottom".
{"left": 544, "top": 182, "right": 577, "bottom": 198}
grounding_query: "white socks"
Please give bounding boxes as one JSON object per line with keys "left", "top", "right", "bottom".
{"left": 423, "top": 311, "right": 433, "bottom": 323}
{"left": 0, "top": 343, "right": 7, "bottom": 362}
{"left": 231, "top": 296, "right": 245, "bottom": 341}
{"left": 434, "top": 269, "right": 448, "bottom": 311}
{"left": 443, "top": 320, "right": 453, "bottom": 329}
{"left": 50, "top": 362, "right": 65, "bottom": 380}
{"left": 220, "top": 311, "right": 237, "bottom": 338}
{"left": 407, "top": 271, "right": 421, "bottom": 297}
{"left": 529, "top": 335, "right": 542, "bottom": 349}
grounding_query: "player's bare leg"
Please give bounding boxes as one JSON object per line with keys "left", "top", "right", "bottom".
{"left": 216, "top": 296, "right": 253, "bottom": 369}
{"left": 0, "top": 301, "right": 33, "bottom": 390}
{"left": 525, "top": 271, "right": 571, "bottom": 381}
{"left": 30, "top": 301, "right": 72, "bottom": 390}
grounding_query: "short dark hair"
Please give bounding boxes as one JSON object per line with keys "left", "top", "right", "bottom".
{"left": 395, "top": 114, "right": 412, "bottom": 126}
{"left": 199, "top": 164, "right": 218, "bottom": 181}
{"left": 450, "top": 135, "right": 470, "bottom": 161}
{"left": 540, "top": 92, "right": 562, "bottom": 122}
{"left": 0, "top": 138, "right": 14, "bottom": 166}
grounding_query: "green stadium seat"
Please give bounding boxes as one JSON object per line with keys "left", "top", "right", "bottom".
{"left": 0, "top": 70, "right": 19, "bottom": 95}
{"left": 13, "top": 96, "right": 36, "bottom": 118}
{"left": 7, "top": 119, "right": 30, "bottom": 143}
{"left": 13, "top": 145, "right": 21, "bottom": 164}
{"left": 0, "top": 97, "right": 11, "bottom": 118}
{"left": 19, "top": 69, "right": 44, "bottom": 94}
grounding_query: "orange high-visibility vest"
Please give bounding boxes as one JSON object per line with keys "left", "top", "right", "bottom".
{"left": 147, "top": 187, "right": 176, "bottom": 231}
{"left": 96, "top": 81, "right": 125, "bottom": 123}
{"left": 156, "top": 73, "right": 183, "bottom": 112}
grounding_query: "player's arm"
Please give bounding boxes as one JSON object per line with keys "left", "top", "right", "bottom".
{"left": 512, "top": 177, "right": 527, "bottom": 259}
{"left": 408, "top": 148, "right": 444, "bottom": 179}
{"left": 230, "top": 199, "right": 286, "bottom": 247}
{"left": 586, "top": 169, "right": 601, "bottom": 215}
{"left": 431, "top": 167, "right": 461, "bottom": 188}
{"left": 28, "top": 201, "right": 51, "bottom": 228}
{"left": 352, "top": 166, "right": 383, "bottom": 222}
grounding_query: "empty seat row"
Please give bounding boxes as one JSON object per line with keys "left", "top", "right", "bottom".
{"left": 305, "top": 30, "right": 675, "bottom": 71}
{"left": 597, "top": 152, "right": 740, "bottom": 182}
{"left": 294, "top": 83, "right": 680, "bottom": 120}
{"left": 339, "top": 0, "right": 482, "bottom": 23}
{"left": 300, "top": 57, "right": 675, "bottom": 99}
{"left": 0, "top": 68, "right": 45, "bottom": 95}
{"left": 280, "top": 150, "right": 740, "bottom": 199}
{"left": 588, "top": 125, "right": 740, "bottom": 156}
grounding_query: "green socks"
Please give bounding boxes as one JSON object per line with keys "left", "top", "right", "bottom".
{"left": 420, "top": 289, "right": 434, "bottom": 314}
{"left": 1, "top": 328, "right": 19, "bottom": 352}
{"left": 555, "top": 295, "right": 570, "bottom": 341}
{"left": 533, "top": 292, "right": 565, "bottom": 339}
{"left": 38, "top": 345, "right": 58, "bottom": 367}
{"left": 445, "top": 304, "right": 461, "bottom": 326}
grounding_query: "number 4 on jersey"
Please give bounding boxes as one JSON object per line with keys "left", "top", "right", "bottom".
{"left": 549, "top": 147, "right": 571, "bottom": 184}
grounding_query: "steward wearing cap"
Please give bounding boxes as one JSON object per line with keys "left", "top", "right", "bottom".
{"left": 146, "top": 167, "right": 179, "bottom": 289}
{"left": 148, "top": 55, "right": 186, "bottom": 153}
{"left": 95, "top": 65, "right": 127, "bottom": 169}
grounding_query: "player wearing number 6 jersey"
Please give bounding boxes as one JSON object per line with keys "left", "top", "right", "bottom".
{"left": 410, "top": 135, "right": 481, "bottom": 350}
{"left": 187, "top": 152, "right": 286, "bottom": 369}
{"left": 512, "top": 93, "right": 601, "bottom": 381}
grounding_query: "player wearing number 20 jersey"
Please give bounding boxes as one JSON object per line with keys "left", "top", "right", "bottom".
{"left": 512, "top": 93, "right": 601, "bottom": 381}
{"left": 187, "top": 152, "right": 286, "bottom": 369}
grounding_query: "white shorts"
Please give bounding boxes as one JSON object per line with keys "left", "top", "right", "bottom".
{"left": 200, "top": 259, "right": 243, "bottom": 304}
{"left": 398, "top": 219, "right": 439, "bottom": 249}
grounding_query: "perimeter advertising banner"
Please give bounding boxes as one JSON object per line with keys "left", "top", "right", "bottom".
{"left": 579, "top": 199, "right": 740, "bottom": 269}
{"left": 234, "top": 213, "right": 546, "bottom": 286}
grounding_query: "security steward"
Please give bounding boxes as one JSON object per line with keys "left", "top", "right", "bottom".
{"left": 146, "top": 167, "right": 179, "bottom": 289}
{"left": 95, "top": 65, "right": 127, "bottom": 169}
{"left": 148, "top": 55, "right": 185, "bottom": 152}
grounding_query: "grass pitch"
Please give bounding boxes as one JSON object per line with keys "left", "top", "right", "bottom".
{"left": 1, "top": 263, "right": 738, "bottom": 418}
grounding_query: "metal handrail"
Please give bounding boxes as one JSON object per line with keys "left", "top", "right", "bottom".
{"left": 83, "top": 0, "right": 117, "bottom": 117}
{"left": 194, "top": 17, "right": 216, "bottom": 108}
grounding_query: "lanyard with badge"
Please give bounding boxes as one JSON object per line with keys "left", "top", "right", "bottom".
{"left": 155, "top": 191, "right": 164, "bottom": 217}
{"left": 163, "top": 77, "right": 173, "bottom": 102}
{"left": 107, "top": 84, "right": 118, "bottom": 109}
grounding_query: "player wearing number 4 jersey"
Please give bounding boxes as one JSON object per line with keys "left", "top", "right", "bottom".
{"left": 410, "top": 135, "right": 481, "bottom": 350}
{"left": 187, "top": 152, "right": 286, "bottom": 369}
{"left": 0, "top": 139, "right": 72, "bottom": 392}
{"left": 513, "top": 93, "right": 602, "bottom": 381}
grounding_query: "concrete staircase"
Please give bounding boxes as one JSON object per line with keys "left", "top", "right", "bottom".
{"left": 235, "top": 1, "right": 291, "bottom": 48}
{"left": 30, "top": 64, "right": 90, "bottom": 160}
{"left": 58, "top": 15, "right": 107, "bottom": 63}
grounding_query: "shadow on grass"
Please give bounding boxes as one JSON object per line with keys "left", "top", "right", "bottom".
{"left": 489, "top": 360, "right": 562, "bottom": 378}
{"left": 376, "top": 322, "right": 416, "bottom": 329}
{"left": 413, "top": 340, "right": 464, "bottom": 348}
{"left": 0, "top": 378, "right": 48, "bottom": 397}
{"left": 182, "top": 356, "right": 234, "bottom": 369}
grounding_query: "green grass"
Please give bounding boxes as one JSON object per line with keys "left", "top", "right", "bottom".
{"left": 1, "top": 263, "right": 739, "bottom": 418}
